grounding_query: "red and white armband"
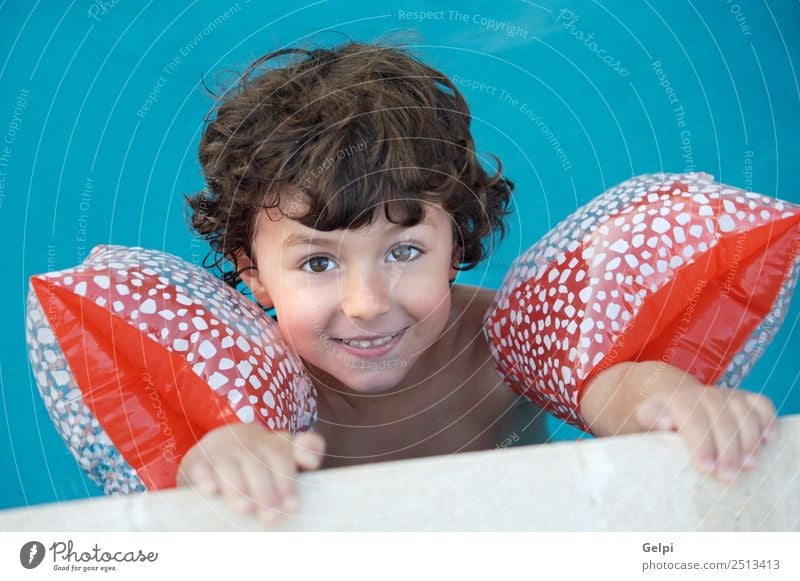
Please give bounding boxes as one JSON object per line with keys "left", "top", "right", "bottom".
{"left": 26, "top": 245, "right": 317, "bottom": 494}
{"left": 484, "top": 173, "right": 800, "bottom": 431}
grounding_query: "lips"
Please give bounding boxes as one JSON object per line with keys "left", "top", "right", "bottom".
{"left": 331, "top": 328, "right": 407, "bottom": 357}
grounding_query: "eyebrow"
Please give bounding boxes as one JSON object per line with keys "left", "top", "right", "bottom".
{"left": 281, "top": 223, "right": 429, "bottom": 249}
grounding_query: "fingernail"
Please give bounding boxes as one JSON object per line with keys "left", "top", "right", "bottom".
{"left": 764, "top": 426, "right": 776, "bottom": 442}
{"left": 719, "top": 467, "right": 738, "bottom": 483}
{"left": 700, "top": 459, "right": 715, "bottom": 473}
{"left": 237, "top": 498, "right": 252, "bottom": 513}
{"left": 742, "top": 454, "right": 757, "bottom": 470}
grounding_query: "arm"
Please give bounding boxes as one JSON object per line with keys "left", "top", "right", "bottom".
{"left": 580, "top": 360, "right": 777, "bottom": 482}
{"left": 579, "top": 360, "right": 670, "bottom": 436}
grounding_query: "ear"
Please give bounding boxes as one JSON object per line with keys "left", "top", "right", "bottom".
{"left": 234, "top": 250, "right": 274, "bottom": 309}
{"left": 449, "top": 243, "right": 463, "bottom": 283}
{"left": 449, "top": 263, "right": 458, "bottom": 284}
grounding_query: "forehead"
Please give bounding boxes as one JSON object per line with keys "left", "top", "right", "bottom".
{"left": 256, "top": 192, "right": 450, "bottom": 244}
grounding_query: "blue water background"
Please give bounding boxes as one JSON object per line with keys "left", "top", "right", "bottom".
{"left": 1, "top": 1, "right": 798, "bottom": 509}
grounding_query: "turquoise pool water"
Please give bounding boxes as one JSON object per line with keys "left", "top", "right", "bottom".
{"left": 2, "top": 1, "right": 799, "bottom": 509}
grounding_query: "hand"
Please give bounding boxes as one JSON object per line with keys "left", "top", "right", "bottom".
{"left": 634, "top": 381, "right": 777, "bottom": 483}
{"left": 176, "top": 423, "right": 326, "bottom": 524}
{"left": 581, "top": 361, "right": 777, "bottom": 483}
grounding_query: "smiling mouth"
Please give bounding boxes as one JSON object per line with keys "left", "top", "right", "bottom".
{"left": 333, "top": 329, "right": 406, "bottom": 349}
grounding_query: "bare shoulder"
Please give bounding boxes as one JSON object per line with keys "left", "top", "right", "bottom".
{"left": 446, "top": 283, "right": 508, "bottom": 391}
{"left": 449, "top": 283, "right": 549, "bottom": 447}
{"left": 450, "top": 283, "right": 498, "bottom": 330}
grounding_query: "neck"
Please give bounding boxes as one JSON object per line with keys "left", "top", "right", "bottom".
{"left": 304, "top": 350, "right": 430, "bottom": 425}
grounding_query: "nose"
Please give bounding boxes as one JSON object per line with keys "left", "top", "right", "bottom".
{"left": 339, "top": 266, "right": 392, "bottom": 321}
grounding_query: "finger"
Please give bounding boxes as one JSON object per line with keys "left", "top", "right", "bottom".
{"left": 239, "top": 454, "right": 283, "bottom": 524}
{"left": 728, "top": 396, "right": 762, "bottom": 471}
{"left": 188, "top": 458, "right": 219, "bottom": 495}
{"left": 744, "top": 392, "right": 777, "bottom": 443}
{"left": 634, "top": 399, "right": 675, "bottom": 432}
{"left": 176, "top": 457, "right": 193, "bottom": 488}
{"left": 662, "top": 395, "right": 717, "bottom": 476}
{"left": 700, "top": 393, "right": 742, "bottom": 483}
{"left": 214, "top": 459, "right": 253, "bottom": 516}
{"left": 176, "top": 446, "right": 201, "bottom": 488}
{"left": 259, "top": 446, "right": 300, "bottom": 513}
{"left": 293, "top": 432, "right": 326, "bottom": 470}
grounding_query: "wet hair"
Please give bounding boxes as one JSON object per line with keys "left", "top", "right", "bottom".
{"left": 186, "top": 39, "right": 514, "bottom": 288}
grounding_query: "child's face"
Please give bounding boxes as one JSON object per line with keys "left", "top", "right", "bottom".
{"left": 240, "top": 192, "right": 459, "bottom": 396}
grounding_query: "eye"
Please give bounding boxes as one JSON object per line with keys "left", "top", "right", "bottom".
{"left": 301, "top": 256, "right": 336, "bottom": 273}
{"left": 388, "top": 244, "right": 422, "bottom": 263}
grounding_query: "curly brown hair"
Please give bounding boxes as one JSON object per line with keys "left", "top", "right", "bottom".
{"left": 186, "top": 40, "right": 514, "bottom": 289}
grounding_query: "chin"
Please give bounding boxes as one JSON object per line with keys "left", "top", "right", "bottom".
{"left": 326, "top": 360, "right": 411, "bottom": 394}
{"left": 336, "top": 368, "right": 405, "bottom": 395}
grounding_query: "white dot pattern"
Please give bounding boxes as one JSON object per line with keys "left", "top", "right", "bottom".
{"left": 483, "top": 173, "right": 800, "bottom": 431}
{"left": 26, "top": 289, "right": 145, "bottom": 495}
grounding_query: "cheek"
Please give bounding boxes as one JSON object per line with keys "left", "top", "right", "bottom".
{"left": 398, "top": 272, "right": 452, "bottom": 328}
{"left": 273, "top": 291, "right": 327, "bottom": 348}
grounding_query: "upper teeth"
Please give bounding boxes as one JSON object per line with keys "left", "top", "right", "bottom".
{"left": 341, "top": 333, "right": 398, "bottom": 349}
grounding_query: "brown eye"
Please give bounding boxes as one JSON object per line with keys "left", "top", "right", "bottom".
{"left": 304, "top": 256, "right": 334, "bottom": 273}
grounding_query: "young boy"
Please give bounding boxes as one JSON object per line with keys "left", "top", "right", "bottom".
{"left": 178, "top": 41, "right": 776, "bottom": 524}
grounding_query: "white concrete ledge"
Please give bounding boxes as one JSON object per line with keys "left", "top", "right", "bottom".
{"left": 3, "top": 415, "right": 798, "bottom": 531}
